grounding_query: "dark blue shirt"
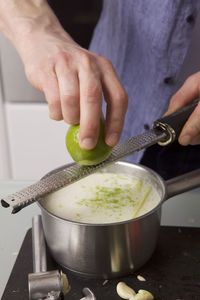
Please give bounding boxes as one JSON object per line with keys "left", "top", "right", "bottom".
{"left": 89, "top": 0, "right": 200, "bottom": 163}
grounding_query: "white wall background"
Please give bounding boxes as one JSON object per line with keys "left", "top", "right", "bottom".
{"left": 0, "top": 33, "right": 73, "bottom": 180}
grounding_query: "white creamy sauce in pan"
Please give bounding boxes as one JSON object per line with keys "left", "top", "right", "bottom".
{"left": 42, "top": 172, "right": 160, "bottom": 224}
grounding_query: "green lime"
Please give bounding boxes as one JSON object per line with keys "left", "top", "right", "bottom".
{"left": 66, "top": 120, "right": 113, "bottom": 166}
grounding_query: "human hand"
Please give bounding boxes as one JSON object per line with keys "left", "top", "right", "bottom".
{"left": 0, "top": 1, "right": 127, "bottom": 150}
{"left": 165, "top": 72, "right": 200, "bottom": 146}
{"left": 16, "top": 24, "right": 128, "bottom": 151}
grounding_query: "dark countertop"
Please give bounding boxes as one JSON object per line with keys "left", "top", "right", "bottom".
{"left": 2, "top": 226, "right": 200, "bottom": 300}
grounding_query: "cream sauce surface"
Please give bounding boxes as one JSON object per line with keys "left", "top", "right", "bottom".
{"left": 42, "top": 172, "right": 160, "bottom": 224}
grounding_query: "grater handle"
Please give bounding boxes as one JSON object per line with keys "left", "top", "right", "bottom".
{"left": 153, "top": 99, "right": 199, "bottom": 146}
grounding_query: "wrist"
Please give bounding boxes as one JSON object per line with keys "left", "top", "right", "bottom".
{"left": 0, "top": 0, "right": 71, "bottom": 54}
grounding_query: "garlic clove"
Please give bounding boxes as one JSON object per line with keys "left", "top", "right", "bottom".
{"left": 116, "top": 282, "right": 136, "bottom": 299}
{"left": 134, "top": 289, "right": 154, "bottom": 300}
{"left": 62, "top": 273, "right": 70, "bottom": 295}
{"left": 137, "top": 275, "right": 146, "bottom": 281}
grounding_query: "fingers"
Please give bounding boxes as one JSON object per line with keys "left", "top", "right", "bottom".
{"left": 98, "top": 57, "right": 128, "bottom": 146}
{"left": 55, "top": 54, "right": 80, "bottom": 124}
{"left": 179, "top": 102, "right": 200, "bottom": 145}
{"left": 166, "top": 72, "right": 200, "bottom": 146}
{"left": 78, "top": 54, "right": 128, "bottom": 149}
{"left": 35, "top": 50, "right": 128, "bottom": 151}
{"left": 166, "top": 72, "right": 200, "bottom": 115}
{"left": 40, "top": 70, "right": 63, "bottom": 120}
{"left": 78, "top": 57, "right": 102, "bottom": 150}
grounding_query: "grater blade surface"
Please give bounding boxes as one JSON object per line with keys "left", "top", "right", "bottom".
{"left": 1, "top": 129, "right": 166, "bottom": 213}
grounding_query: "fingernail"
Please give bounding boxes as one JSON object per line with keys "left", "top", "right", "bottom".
{"left": 162, "top": 110, "right": 170, "bottom": 117}
{"left": 106, "top": 133, "right": 119, "bottom": 147}
{"left": 81, "top": 138, "right": 95, "bottom": 150}
{"left": 163, "top": 108, "right": 175, "bottom": 117}
{"left": 179, "top": 135, "right": 191, "bottom": 146}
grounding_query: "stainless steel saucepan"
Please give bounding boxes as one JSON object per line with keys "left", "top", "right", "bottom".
{"left": 38, "top": 161, "right": 200, "bottom": 279}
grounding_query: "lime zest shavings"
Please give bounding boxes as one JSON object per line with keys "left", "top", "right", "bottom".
{"left": 132, "top": 186, "right": 152, "bottom": 218}
{"left": 76, "top": 175, "right": 142, "bottom": 214}
{"left": 75, "top": 175, "right": 153, "bottom": 221}
{"left": 77, "top": 185, "right": 137, "bottom": 211}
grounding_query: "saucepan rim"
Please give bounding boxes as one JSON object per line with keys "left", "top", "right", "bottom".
{"left": 38, "top": 161, "right": 166, "bottom": 227}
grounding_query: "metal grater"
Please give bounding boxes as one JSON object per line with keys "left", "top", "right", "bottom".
{"left": 1, "top": 99, "right": 199, "bottom": 213}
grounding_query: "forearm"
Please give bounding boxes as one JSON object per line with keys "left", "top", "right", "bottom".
{"left": 0, "top": 1, "right": 128, "bottom": 150}
{"left": 0, "top": 0, "right": 71, "bottom": 55}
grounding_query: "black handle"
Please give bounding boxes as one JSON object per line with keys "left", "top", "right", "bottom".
{"left": 153, "top": 99, "right": 199, "bottom": 145}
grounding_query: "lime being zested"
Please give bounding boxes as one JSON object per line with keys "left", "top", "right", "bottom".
{"left": 66, "top": 119, "right": 113, "bottom": 166}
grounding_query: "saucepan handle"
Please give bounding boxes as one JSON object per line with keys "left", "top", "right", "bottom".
{"left": 153, "top": 99, "right": 199, "bottom": 146}
{"left": 165, "top": 168, "right": 200, "bottom": 200}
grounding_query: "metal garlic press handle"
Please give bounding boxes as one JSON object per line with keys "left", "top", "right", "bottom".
{"left": 32, "top": 215, "right": 47, "bottom": 273}
{"left": 28, "top": 215, "right": 63, "bottom": 300}
{"left": 153, "top": 99, "right": 199, "bottom": 146}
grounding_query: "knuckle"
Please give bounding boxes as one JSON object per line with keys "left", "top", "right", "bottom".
{"left": 186, "top": 73, "right": 199, "bottom": 87}
{"left": 49, "top": 113, "right": 62, "bottom": 121}
{"left": 123, "top": 90, "right": 129, "bottom": 105}
{"left": 84, "top": 81, "right": 102, "bottom": 102}
{"left": 62, "top": 94, "right": 78, "bottom": 107}
{"left": 110, "top": 119, "right": 122, "bottom": 130}
{"left": 79, "top": 51, "right": 96, "bottom": 70}
{"left": 55, "top": 51, "right": 69, "bottom": 63}
{"left": 188, "top": 123, "right": 200, "bottom": 139}
{"left": 49, "top": 108, "right": 62, "bottom": 121}
{"left": 47, "top": 96, "right": 60, "bottom": 107}
{"left": 55, "top": 53, "right": 71, "bottom": 71}
{"left": 64, "top": 117, "right": 79, "bottom": 125}
{"left": 47, "top": 96, "right": 61, "bottom": 112}
{"left": 115, "top": 89, "right": 128, "bottom": 107}
{"left": 99, "top": 56, "right": 113, "bottom": 68}
{"left": 192, "top": 105, "right": 200, "bottom": 121}
{"left": 79, "top": 51, "right": 90, "bottom": 63}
